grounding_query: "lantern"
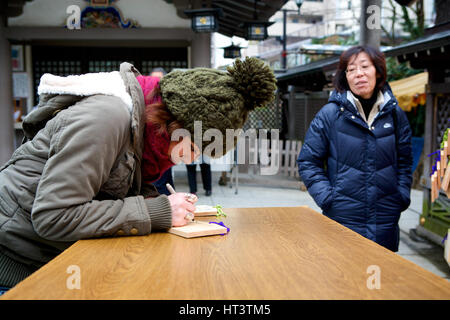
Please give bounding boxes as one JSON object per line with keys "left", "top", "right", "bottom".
{"left": 184, "top": 8, "right": 222, "bottom": 33}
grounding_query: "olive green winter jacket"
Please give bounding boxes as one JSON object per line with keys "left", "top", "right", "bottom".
{"left": 0, "top": 63, "right": 172, "bottom": 287}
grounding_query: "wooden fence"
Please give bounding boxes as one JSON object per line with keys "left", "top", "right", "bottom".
{"left": 248, "top": 138, "right": 302, "bottom": 178}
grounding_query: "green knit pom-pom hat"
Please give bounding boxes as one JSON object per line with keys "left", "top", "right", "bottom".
{"left": 159, "top": 57, "right": 277, "bottom": 157}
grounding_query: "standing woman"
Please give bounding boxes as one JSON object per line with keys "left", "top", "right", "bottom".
{"left": 297, "top": 45, "right": 412, "bottom": 252}
{"left": 0, "top": 57, "right": 277, "bottom": 291}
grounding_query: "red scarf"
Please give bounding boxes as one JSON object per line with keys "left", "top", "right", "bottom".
{"left": 137, "top": 75, "right": 175, "bottom": 183}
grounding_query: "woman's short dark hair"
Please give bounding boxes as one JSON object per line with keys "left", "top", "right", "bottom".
{"left": 333, "top": 45, "right": 387, "bottom": 93}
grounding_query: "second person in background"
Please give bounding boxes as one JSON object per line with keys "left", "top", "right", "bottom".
{"left": 298, "top": 45, "right": 413, "bottom": 252}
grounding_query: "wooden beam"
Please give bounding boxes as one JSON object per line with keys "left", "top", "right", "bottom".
{"left": 5, "top": 27, "right": 195, "bottom": 42}
{"left": 239, "top": 0, "right": 273, "bottom": 9}
{"left": 218, "top": 14, "right": 247, "bottom": 27}
{"left": 217, "top": 23, "right": 245, "bottom": 38}
{"left": 428, "top": 83, "right": 450, "bottom": 94}
{"left": 223, "top": 0, "right": 267, "bottom": 10}
{"left": 214, "top": 3, "right": 257, "bottom": 19}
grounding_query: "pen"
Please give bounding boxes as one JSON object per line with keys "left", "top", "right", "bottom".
{"left": 166, "top": 183, "right": 176, "bottom": 195}
{"left": 166, "top": 183, "right": 195, "bottom": 222}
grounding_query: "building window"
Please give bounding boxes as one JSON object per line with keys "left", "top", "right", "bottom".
{"left": 301, "top": 15, "right": 323, "bottom": 24}
{"left": 32, "top": 46, "right": 187, "bottom": 104}
{"left": 336, "top": 24, "right": 345, "bottom": 32}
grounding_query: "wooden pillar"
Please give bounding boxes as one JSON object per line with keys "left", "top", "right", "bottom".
{"left": 0, "top": 15, "right": 14, "bottom": 165}
{"left": 190, "top": 32, "right": 211, "bottom": 68}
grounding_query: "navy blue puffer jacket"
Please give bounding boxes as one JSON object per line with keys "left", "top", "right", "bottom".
{"left": 297, "top": 84, "right": 412, "bottom": 251}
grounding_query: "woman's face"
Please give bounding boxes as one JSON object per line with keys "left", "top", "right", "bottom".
{"left": 345, "top": 52, "right": 377, "bottom": 99}
{"left": 167, "top": 136, "right": 200, "bottom": 164}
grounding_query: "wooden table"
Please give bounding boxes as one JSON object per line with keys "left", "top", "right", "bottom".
{"left": 2, "top": 207, "right": 450, "bottom": 299}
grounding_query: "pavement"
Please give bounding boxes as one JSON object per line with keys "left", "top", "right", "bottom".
{"left": 171, "top": 169, "right": 450, "bottom": 281}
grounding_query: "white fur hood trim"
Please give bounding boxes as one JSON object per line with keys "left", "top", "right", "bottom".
{"left": 37, "top": 71, "right": 133, "bottom": 112}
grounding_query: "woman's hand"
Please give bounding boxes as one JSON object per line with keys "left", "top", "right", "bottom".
{"left": 168, "top": 193, "right": 196, "bottom": 227}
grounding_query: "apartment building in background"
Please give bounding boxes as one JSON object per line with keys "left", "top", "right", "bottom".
{"left": 246, "top": 0, "right": 435, "bottom": 70}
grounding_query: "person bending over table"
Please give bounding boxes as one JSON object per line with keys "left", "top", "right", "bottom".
{"left": 0, "top": 58, "right": 276, "bottom": 291}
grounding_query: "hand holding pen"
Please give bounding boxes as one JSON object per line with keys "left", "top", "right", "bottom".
{"left": 166, "top": 183, "right": 198, "bottom": 226}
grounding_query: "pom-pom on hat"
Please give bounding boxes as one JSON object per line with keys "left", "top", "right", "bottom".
{"left": 159, "top": 57, "right": 276, "bottom": 157}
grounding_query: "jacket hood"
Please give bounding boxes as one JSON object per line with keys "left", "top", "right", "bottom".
{"left": 23, "top": 63, "right": 146, "bottom": 159}
{"left": 37, "top": 71, "right": 133, "bottom": 113}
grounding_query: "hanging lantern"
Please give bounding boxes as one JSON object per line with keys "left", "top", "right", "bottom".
{"left": 243, "top": 1, "right": 273, "bottom": 41}
{"left": 222, "top": 43, "right": 243, "bottom": 59}
{"left": 184, "top": 8, "right": 222, "bottom": 33}
{"left": 244, "top": 21, "right": 273, "bottom": 41}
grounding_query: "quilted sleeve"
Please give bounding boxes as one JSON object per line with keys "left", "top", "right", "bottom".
{"left": 297, "top": 105, "right": 335, "bottom": 211}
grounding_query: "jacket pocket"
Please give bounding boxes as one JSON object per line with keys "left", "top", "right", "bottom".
{"left": 321, "top": 187, "right": 335, "bottom": 212}
{"left": 0, "top": 195, "right": 19, "bottom": 232}
{"left": 396, "top": 185, "right": 411, "bottom": 212}
{"left": 0, "top": 194, "right": 18, "bottom": 219}
{"left": 100, "top": 151, "right": 136, "bottom": 199}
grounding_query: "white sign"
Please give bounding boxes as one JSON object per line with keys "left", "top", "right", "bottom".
{"left": 12, "top": 72, "right": 29, "bottom": 98}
